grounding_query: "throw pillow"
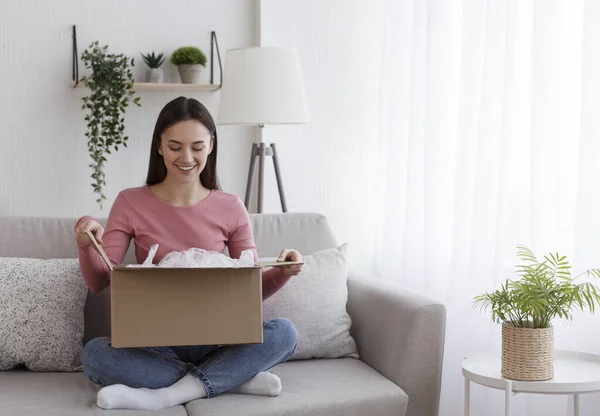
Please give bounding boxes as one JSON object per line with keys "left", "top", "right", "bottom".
{"left": 263, "top": 244, "right": 358, "bottom": 360}
{"left": 0, "top": 258, "right": 88, "bottom": 371}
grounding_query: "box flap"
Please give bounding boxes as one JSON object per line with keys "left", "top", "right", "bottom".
{"left": 86, "top": 230, "right": 113, "bottom": 271}
{"left": 254, "top": 260, "right": 303, "bottom": 268}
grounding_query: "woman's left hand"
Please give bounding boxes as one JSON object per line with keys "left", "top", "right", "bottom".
{"left": 276, "top": 249, "right": 303, "bottom": 277}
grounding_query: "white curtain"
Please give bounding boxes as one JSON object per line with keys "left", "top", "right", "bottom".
{"left": 371, "top": 0, "right": 600, "bottom": 414}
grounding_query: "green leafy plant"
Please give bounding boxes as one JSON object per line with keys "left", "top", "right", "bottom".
{"left": 170, "top": 46, "right": 207, "bottom": 67}
{"left": 141, "top": 51, "right": 165, "bottom": 69}
{"left": 473, "top": 245, "right": 600, "bottom": 328}
{"left": 80, "top": 41, "right": 142, "bottom": 208}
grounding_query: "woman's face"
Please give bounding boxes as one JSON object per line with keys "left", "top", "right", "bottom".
{"left": 159, "top": 119, "right": 213, "bottom": 184}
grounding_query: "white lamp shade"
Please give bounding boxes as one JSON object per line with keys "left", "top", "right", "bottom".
{"left": 217, "top": 47, "right": 309, "bottom": 125}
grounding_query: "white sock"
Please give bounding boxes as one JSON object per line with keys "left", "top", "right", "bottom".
{"left": 96, "top": 374, "right": 207, "bottom": 410}
{"left": 230, "top": 372, "right": 282, "bottom": 397}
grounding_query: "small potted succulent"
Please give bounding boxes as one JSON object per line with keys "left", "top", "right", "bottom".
{"left": 474, "top": 245, "right": 600, "bottom": 381}
{"left": 141, "top": 51, "right": 166, "bottom": 83}
{"left": 170, "top": 46, "right": 207, "bottom": 84}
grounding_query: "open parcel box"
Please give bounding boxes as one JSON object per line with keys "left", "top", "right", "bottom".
{"left": 87, "top": 231, "right": 301, "bottom": 348}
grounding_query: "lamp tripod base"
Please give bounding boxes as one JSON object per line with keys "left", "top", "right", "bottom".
{"left": 244, "top": 142, "right": 287, "bottom": 214}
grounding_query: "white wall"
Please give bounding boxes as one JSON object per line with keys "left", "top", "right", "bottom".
{"left": 259, "top": 0, "right": 384, "bottom": 273}
{"left": 0, "top": 0, "right": 257, "bottom": 218}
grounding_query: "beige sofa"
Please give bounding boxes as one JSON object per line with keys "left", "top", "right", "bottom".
{"left": 0, "top": 213, "right": 446, "bottom": 416}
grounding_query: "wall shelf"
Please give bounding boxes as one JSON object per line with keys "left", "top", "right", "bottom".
{"left": 71, "top": 26, "right": 223, "bottom": 90}
{"left": 75, "top": 81, "right": 221, "bottom": 92}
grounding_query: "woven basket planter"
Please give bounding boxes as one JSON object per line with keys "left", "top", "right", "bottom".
{"left": 501, "top": 322, "right": 554, "bottom": 381}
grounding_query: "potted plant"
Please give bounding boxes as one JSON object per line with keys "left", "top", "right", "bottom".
{"left": 141, "top": 51, "right": 165, "bottom": 83}
{"left": 80, "top": 41, "right": 142, "bottom": 208}
{"left": 474, "top": 245, "right": 600, "bottom": 381}
{"left": 170, "top": 46, "right": 207, "bottom": 84}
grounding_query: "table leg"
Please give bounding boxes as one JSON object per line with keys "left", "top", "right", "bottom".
{"left": 504, "top": 380, "right": 512, "bottom": 416}
{"left": 464, "top": 377, "right": 470, "bottom": 416}
{"left": 574, "top": 394, "right": 580, "bottom": 416}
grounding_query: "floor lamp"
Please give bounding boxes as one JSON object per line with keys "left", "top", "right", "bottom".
{"left": 217, "top": 47, "right": 310, "bottom": 213}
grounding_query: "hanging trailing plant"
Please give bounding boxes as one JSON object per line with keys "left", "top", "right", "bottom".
{"left": 80, "top": 41, "right": 141, "bottom": 208}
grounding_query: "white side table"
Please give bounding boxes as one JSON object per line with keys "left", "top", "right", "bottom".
{"left": 462, "top": 350, "right": 600, "bottom": 416}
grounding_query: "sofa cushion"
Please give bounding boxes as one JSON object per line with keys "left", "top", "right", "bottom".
{"left": 0, "top": 371, "right": 187, "bottom": 416}
{"left": 0, "top": 360, "right": 406, "bottom": 416}
{"left": 0, "top": 258, "right": 88, "bottom": 371}
{"left": 185, "top": 358, "right": 408, "bottom": 416}
{"left": 263, "top": 245, "right": 358, "bottom": 360}
{"left": 250, "top": 213, "right": 338, "bottom": 257}
{"left": 0, "top": 217, "right": 82, "bottom": 260}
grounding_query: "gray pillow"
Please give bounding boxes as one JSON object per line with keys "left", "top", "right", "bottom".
{"left": 0, "top": 258, "right": 87, "bottom": 371}
{"left": 263, "top": 244, "right": 358, "bottom": 360}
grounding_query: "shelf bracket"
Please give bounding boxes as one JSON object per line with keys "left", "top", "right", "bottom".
{"left": 210, "top": 31, "right": 223, "bottom": 89}
{"left": 72, "top": 25, "right": 79, "bottom": 88}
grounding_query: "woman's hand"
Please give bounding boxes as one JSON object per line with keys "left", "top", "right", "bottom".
{"left": 276, "top": 249, "right": 303, "bottom": 277}
{"left": 75, "top": 219, "right": 105, "bottom": 252}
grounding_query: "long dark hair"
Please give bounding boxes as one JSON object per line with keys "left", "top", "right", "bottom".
{"left": 146, "top": 96, "right": 220, "bottom": 190}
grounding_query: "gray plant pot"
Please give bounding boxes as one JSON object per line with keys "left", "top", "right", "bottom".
{"left": 177, "top": 64, "right": 203, "bottom": 84}
{"left": 148, "top": 68, "right": 163, "bottom": 83}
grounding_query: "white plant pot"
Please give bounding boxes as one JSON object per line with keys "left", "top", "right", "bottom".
{"left": 177, "top": 64, "right": 203, "bottom": 84}
{"left": 148, "top": 68, "right": 163, "bottom": 83}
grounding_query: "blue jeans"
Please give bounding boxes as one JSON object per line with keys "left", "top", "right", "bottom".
{"left": 82, "top": 318, "right": 298, "bottom": 398}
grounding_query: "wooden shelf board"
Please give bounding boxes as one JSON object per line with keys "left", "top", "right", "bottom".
{"left": 75, "top": 82, "right": 220, "bottom": 91}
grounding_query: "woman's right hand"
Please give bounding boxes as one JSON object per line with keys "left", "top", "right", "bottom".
{"left": 75, "top": 219, "right": 105, "bottom": 249}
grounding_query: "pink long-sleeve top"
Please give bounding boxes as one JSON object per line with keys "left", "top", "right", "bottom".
{"left": 76, "top": 185, "right": 291, "bottom": 300}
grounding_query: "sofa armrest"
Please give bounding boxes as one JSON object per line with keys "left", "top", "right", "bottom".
{"left": 347, "top": 272, "right": 446, "bottom": 416}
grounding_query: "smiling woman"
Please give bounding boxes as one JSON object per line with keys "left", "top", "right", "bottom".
{"left": 72, "top": 96, "right": 304, "bottom": 411}
{"left": 146, "top": 97, "right": 219, "bottom": 205}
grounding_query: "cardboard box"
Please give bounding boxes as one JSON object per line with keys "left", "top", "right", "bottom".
{"left": 86, "top": 232, "right": 301, "bottom": 348}
{"left": 110, "top": 265, "right": 263, "bottom": 348}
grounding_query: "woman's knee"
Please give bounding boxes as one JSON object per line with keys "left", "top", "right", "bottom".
{"left": 266, "top": 318, "right": 298, "bottom": 354}
{"left": 82, "top": 337, "right": 111, "bottom": 366}
{"left": 82, "top": 337, "right": 112, "bottom": 384}
{"left": 82, "top": 338, "right": 186, "bottom": 389}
